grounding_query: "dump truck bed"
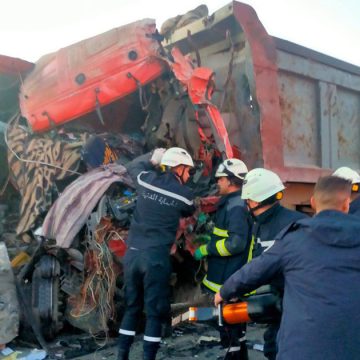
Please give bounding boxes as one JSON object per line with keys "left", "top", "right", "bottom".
{"left": 163, "top": 1, "right": 360, "bottom": 187}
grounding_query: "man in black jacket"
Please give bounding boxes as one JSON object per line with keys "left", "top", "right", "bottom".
{"left": 333, "top": 166, "right": 360, "bottom": 216}
{"left": 117, "top": 147, "right": 195, "bottom": 360}
{"left": 194, "top": 158, "right": 252, "bottom": 360}
{"left": 239, "top": 168, "right": 306, "bottom": 360}
{"left": 215, "top": 175, "right": 360, "bottom": 360}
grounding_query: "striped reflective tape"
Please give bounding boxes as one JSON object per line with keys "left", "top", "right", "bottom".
{"left": 216, "top": 239, "right": 231, "bottom": 256}
{"left": 119, "top": 329, "right": 136, "bottom": 336}
{"left": 213, "top": 227, "right": 228, "bottom": 237}
{"left": 202, "top": 275, "right": 222, "bottom": 292}
{"left": 137, "top": 172, "right": 193, "bottom": 205}
{"left": 144, "top": 335, "right": 161, "bottom": 342}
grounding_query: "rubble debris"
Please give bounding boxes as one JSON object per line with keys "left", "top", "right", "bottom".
{"left": 0, "top": 243, "right": 19, "bottom": 345}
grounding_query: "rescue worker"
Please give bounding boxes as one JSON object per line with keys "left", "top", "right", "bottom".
{"left": 332, "top": 166, "right": 360, "bottom": 216}
{"left": 215, "top": 175, "right": 360, "bottom": 360}
{"left": 193, "top": 158, "right": 252, "bottom": 360}
{"left": 239, "top": 168, "right": 306, "bottom": 360}
{"left": 117, "top": 147, "right": 195, "bottom": 360}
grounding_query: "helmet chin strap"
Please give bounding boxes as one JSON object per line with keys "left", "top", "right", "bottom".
{"left": 173, "top": 166, "right": 186, "bottom": 184}
{"left": 247, "top": 202, "right": 267, "bottom": 217}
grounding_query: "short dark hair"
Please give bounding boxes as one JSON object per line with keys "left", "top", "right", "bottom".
{"left": 314, "top": 176, "right": 352, "bottom": 209}
{"left": 228, "top": 176, "right": 244, "bottom": 188}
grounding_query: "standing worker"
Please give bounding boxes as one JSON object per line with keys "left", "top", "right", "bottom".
{"left": 117, "top": 147, "right": 195, "bottom": 360}
{"left": 240, "top": 168, "right": 306, "bottom": 360}
{"left": 215, "top": 175, "right": 360, "bottom": 360}
{"left": 332, "top": 166, "right": 360, "bottom": 216}
{"left": 194, "top": 158, "right": 252, "bottom": 360}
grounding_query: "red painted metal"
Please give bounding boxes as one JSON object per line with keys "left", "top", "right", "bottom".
{"left": 169, "top": 47, "right": 233, "bottom": 158}
{"left": 20, "top": 19, "right": 166, "bottom": 133}
{"left": 0, "top": 54, "right": 33, "bottom": 75}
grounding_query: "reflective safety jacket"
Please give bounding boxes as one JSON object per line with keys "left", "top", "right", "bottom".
{"left": 252, "top": 203, "right": 307, "bottom": 258}
{"left": 251, "top": 203, "right": 307, "bottom": 291}
{"left": 125, "top": 153, "right": 195, "bottom": 250}
{"left": 202, "top": 190, "right": 252, "bottom": 293}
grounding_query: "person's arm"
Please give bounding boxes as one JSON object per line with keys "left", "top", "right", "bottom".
{"left": 125, "top": 148, "right": 166, "bottom": 182}
{"left": 207, "top": 206, "right": 250, "bottom": 257}
{"left": 125, "top": 153, "right": 153, "bottom": 182}
{"left": 218, "top": 240, "right": 283, "bottom": 302}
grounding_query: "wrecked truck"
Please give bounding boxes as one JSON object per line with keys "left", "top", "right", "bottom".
{"left": 1, "top": 0, "right": 360, "bottom": 342}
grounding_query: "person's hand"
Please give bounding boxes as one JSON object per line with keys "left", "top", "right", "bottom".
{"left": 150, "top": 148, "right": 166, "bottom": 166}
{"left": 194, "top": 245, "right": 208, "bottom": 260}
{"left": 214, "top": 292, "right": 223, "bottom": 306}
{"left": 194, "top": 234, "right": 211, "bottom": 244}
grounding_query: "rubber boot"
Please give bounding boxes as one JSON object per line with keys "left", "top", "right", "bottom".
{"left": 117, "top": 334, "right": 134, "bottom": 360}
{"left": 117, "top": 349, "right": 129, "bottom": 360}
{"left": 143, "top": 340, "right": 160, "bottom": 360}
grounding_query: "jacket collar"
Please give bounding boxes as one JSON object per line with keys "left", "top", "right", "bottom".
{"left": 218, "top": 189, "right": 242, "bottom": 206}
{"left": 255, "top": 202, "right": 281, "bottom": 224}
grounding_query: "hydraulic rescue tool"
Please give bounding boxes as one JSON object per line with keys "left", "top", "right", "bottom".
{"left": 176, "top": 286, "right": 281, "bottom": 327}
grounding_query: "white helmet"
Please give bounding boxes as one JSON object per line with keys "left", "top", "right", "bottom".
{"left": 241, "top": 168, "right": 285, "bottom": 202}
{"left": 215, "top": 158, "right": 248, "bottom": 180}
{"left": 160, "top": 147, "right": 194, "bottom": 168}
{"left": 332, "top": 167, "right": 360, "bottom": 184}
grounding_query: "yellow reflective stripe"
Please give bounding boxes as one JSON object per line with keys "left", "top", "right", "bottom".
{"left": 243, "top": 289, "right": 257, "bottom": 297}
{"left": 247, "top": 235, "right": 255, "bottom": 263}
{"left": 213, "top": 227, "right": 228, "bottom": 237}
{"left": 202, "top": 275, "right": 222, "bottom": 292}
{"left": 244, "top": 235, "right": 256, "bottom": 296}
{"left": 216, "top": 239, "right": 232, "bottom": 257}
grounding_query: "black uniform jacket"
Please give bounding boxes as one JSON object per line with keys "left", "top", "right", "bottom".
{"left": 350, "top": 196, "right": 360, "bottom": 217}
{"left": 252, "top": 203, "right": 307, "bottom": 257}
{"left": 203, "top": 190, "right": 252, "bottom": 293}
{"left": 220, "top": 210, "right": 360, "bottom": 360}
{"left": 125, "top": 153, "right": 195, "bottom": 250}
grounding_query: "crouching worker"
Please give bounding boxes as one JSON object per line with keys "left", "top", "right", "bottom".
{"left": 117, "top": 147, "right": 195, "bottom": 360}
{"left": 215, "top": 175, "right": 360, "bottom": 360}
{"left": 194, "top": 158, "right": 252, "bottom": 360}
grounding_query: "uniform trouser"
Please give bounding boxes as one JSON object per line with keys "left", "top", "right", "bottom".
{"left": 263, "top": 322, "right": 280, "bottom": 360}
{"left": 118, "top": 247, "right": 171, "bottom": 359}
{"left": 201, "top": 287, "right": 248, "bottom": 360}
{"left": 220, "top": 323, "right": 248, "bottom": 360}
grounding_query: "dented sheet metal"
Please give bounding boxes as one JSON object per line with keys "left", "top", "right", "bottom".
{"left": 42, "top": 164, "right": 133, "bottom": 248}
{"left": 20, "top": 19, "right": 166, "bottom": 133}
{"left": 168, "top": 48, "right": 233, "bottom": 159}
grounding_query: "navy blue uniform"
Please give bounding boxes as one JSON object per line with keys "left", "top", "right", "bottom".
{"left": 250, "top": 203, "right": 306, "bottom": 360}
{"left": 220, "top": 210, "right": 360, "bottom": 360}
{"left": 202, "top": 191, "right": 252, "bottom": 293}
{"left": 349, "top": 196, "right": 360, "bottom": 217}
{"left": 118, "top": 153, "right": 194, "bottom": 359}
{"left": 202, "top": 191, "right": 252, "bottom": 360}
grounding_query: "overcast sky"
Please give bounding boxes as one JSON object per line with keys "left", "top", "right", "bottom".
{"left": 1, "top": 0, "right": 359, "bottom": 66}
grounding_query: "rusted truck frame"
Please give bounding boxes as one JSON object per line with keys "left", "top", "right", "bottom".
{"left": 163, "top": 1, "right": 360, "bottom": 209}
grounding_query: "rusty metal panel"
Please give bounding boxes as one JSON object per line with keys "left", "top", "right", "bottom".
{"left": 279, "top": 73, "right": 320, "bottom": 167}
{"left": 335, "top": 88, "right": 360, "bottom": 169}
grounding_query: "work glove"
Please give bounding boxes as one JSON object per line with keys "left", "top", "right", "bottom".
{"left": 194, "top": 234, "right": 211, "bottom": 244}
{"left": 150, "top": 148, "right": 166, "bottom": 166}
{"left": 197, "top": 212, "right": 207, "bottom": 225}
{"left": 194, "top": 245, "right": 208, "bottom": 260}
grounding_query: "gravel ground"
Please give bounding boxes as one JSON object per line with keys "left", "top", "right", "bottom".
{"left": 68, "top": 323, "right": 267, "bottom": 360}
